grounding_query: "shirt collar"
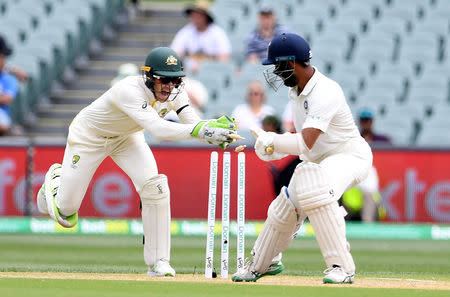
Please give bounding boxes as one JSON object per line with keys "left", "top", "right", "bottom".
{"left": 299, "top": 66, "right": 321, "bottom": 96}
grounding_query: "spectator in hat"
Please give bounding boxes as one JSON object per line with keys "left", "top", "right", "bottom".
{"left": 358, "top": 108, "right": 391, "bottom": 145}
{"left": 245, "top": 6, "right": 290, "bottom": 63}
{"left": 0, "top": 35, "right": 19, "bottom": 136}
{"left": 171, "top": 0, "right": 231, "bottom": 73}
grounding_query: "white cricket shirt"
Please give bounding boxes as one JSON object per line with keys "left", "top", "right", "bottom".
{"left": 231, "top": 103, "right": 276, "bottom": 130}
{"left": 170, "top": 23, "right": 231, "bottom": 57}
{"left": 288, "top": 67, "right": 361, "bottom": 161}
{"left": 72, "top": 76, "right": 200, "bottom": 140}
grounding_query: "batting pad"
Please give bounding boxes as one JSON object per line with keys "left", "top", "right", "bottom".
{"left": 288, "top": 162, "right": 336, "bottom": 210}
{"left": 307, "top": 201, "right": 355, "bottom": 274}
{"left": 252, "top": 188, "right": 298, "bottom": 273}
{"left": 140, "top": 174, "right": 171, "bottom": 267}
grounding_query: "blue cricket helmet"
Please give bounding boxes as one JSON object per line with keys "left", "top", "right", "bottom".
{"left": 262, "top": 33, "right": 312, "bottom": 65}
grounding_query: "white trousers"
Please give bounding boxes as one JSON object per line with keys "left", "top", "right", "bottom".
{"left": 316, "top": 138, "right": 373, "bottom": 200}
{"left": 56, "top": 125, "right": 158, "bottom": 216}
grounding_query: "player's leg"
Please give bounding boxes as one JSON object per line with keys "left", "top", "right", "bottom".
{"left": 251, "top": 209, "right": 307, "bottom": 277}
{"left": 288, "top": 155, "right": 370, "bottom": 284}
{"left": 232, "top": 187, "right": 306, "bottom": 282}
{"left": 111, "top": 132, "right": 174, "bottom": 277}
{"left": 38, "top": 141, "right": 106, "bottom": 228}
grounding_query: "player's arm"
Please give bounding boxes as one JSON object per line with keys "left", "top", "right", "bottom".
{"left": 260, "top": 128, "right": 320, "bottom": 157}
{"left": 171, "top": 90, "right": 202, "bottom": 124}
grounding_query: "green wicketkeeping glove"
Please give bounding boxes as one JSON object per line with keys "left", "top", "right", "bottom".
{"left": 191, "top": 115, "right": 240, "bottom": 148}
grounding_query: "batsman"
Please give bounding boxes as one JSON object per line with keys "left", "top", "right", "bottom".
{"left": 36, "top": 47, "right": 241, "bottom": 277}
{"left": 232, "top": 33, "right": 373, "bottom": 284}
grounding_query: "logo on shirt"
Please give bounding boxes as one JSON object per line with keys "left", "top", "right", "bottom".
{"left": 166, "top": 55, "right": 178, "bottom": 65}
{"left": 159, "top": 108, "right": 169, "bottom": 117}
{"left": 71, "top": 154, "right": 80, "bottom": 169}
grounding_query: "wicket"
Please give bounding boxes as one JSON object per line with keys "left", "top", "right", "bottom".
{"left": 205, "top": 151, "right": 245, "bottom": 279}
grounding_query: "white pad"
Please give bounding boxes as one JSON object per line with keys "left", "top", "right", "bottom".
{"left": 140, "top": 174, "right": 171, "bottom": 267}
{"left": 251, "top": 188, "right": 298, "bottom": 273}
{"left": 307, "top": 202, "right": 355, "bottom": 274}
{"left": 288, "top": 162, "right": 355, "bottom": 274}
{"left": 288, "top": 162, "right": 336, "bottom": 210}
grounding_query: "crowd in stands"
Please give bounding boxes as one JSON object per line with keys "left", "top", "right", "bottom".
{"left": 0, "top": 35, "right": 18, "bottom": 136}
{"left": 2, "top": 0, "right": 448, "bottom": 150}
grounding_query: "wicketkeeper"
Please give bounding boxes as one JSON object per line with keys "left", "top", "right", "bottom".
{"left": 232, "top": 33, "right": 373, "bottom": 284}
{"left": 36, "top": 47, "right": 241, "bottom": 277}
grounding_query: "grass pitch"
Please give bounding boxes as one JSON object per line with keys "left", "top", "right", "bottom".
{"left": 0, "top": 234, "right": 449, "bottom": 296}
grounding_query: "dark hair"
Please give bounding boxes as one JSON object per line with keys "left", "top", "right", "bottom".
{"left": 262, "top": 115, "right": 282, "bottom": 133}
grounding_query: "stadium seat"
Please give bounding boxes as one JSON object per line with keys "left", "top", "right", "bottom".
{"left": 374, "top": 115, "right": 415, "bottom": 145}
{"left": 415, "top": 108, "right": 450, "bottom": 146}
{"left": 312, "top": 32, "right": 353, "bottom": 63}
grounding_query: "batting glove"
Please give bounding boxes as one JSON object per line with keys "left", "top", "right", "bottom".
{"left": 254, "top": 131, "right": 288, "bottom": 161}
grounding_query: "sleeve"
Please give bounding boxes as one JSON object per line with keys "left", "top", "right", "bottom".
{"left": 113, "top": 86, "right": 195, "bottom": 140}
{"left": 178, "top": 105, "right": 202, "bottom": 124}
{"left": 2, "top": 74, "right": 19, "bottom": 97}
{"left": 214, "top": 27, "right": 232, "bottom": 55}
{"left": 170, "top": 27, "right": 188, "bottom": 55}
{"left": 245, "top": 31, "right": 257, "bottom": 56}
{"left": 302, "top": 87, "right": 342, "bottom": 133}
{"left": 171, "top": 89, "right": 201, "bottom": 124}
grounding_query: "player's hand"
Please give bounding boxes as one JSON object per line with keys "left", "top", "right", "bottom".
{"left": 252, "top": 128, "right": 287, "bottom": 161}
{"left": 191, "top": 115, "right": 242, "bottom": 148}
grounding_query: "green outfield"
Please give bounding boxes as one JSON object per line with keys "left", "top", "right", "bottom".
{"left": 0, "top": 234, "right": 449, "bottom": 296}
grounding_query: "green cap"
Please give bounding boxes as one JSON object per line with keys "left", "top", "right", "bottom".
{"left": 142, "top": 47, "right": 185, "bottom": 77}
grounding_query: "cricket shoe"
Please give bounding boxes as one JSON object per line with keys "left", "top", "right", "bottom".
{"left": 36, "top": 164, "right": 63, "bottom": 215}
{"left": 36, "top": 183, "right": 48, "bottom": 214}
{"left": 323, "top": 265, "right": 355, "bottom": 284}
{"left": 44, "top": 163, "right": 78, "bottom": 228}
{"left": 231, "top": 260, "right": 262, "bottom": 282}
{"left": 264, "top": 260, "right": 285, "bottom": 276}
{"left": 147, "top": 259, "right": 176, "bottom": 277}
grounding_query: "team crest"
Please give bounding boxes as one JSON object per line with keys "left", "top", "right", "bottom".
{"left": 159, "top": 108, "right": 169, "bottom": 117}
{"left": 166, "top": 55, "right": 178, "bottom": 65}
{"left": 71, "top": 155, "right": 80, "bottom": 168}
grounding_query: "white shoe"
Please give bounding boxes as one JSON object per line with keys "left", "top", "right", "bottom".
{"left": 43, "top": 164, "right": 78, "bottom": 228}
{"left": 36, "top": 183, "right": 48, "bottom": 214}
{"left": 37, "top": 164, "right": 62, "bottom": 215}
{"left": 323, "top": 265, "right": 354, "bottom": 284}
{"left": 232, "top": 259, "right": 262, "bottom": 282}
{"left": 44, "top": 163, "right": 62, "bottom": 222}
{"left": 147, "top": 260, "right": 176, "bottom": 277}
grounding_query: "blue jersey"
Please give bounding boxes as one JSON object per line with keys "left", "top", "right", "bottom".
{"left": 0, "top": 70, "right": 18, "bottom": 114}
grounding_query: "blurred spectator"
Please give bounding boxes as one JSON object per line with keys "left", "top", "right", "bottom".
{"left": 341, "top": 107, "right": 388, "bottom": 222}
{"left": 262, "top": 114, "right": 282, "bottom": 133}
{"left": 245, "top": 6, "right": 289, "bottom": 63}
{"left": 111, "top": 63, "right": 139, "bottom": 86}
{"left": 231, "top": 80, "right": 275, "bottom": 130}
{"left": 358, "top": 108, "right": 392, "bottom": 145}
{"left": 163, "top": 76, "right": 209, "bottom": 121}
{"left": 0, "top": 35, "right": 28, "bottom": 82}
{"left": 170, "top": 0, "right": 231, "bottom": 73}
{"left": 4, "top": 64, "right": 29, "bottom": 82}
{"left": 183, "top": 76, "right": 208, "bottom": 118}
{"left": 262, "top": 114, "right": 301, "bottom": 195}
{"left": 0, "top": 36, "right": 18, "bottom": 136}
{"left": 281, "top": 100, "right": 295, "bottom": 132}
